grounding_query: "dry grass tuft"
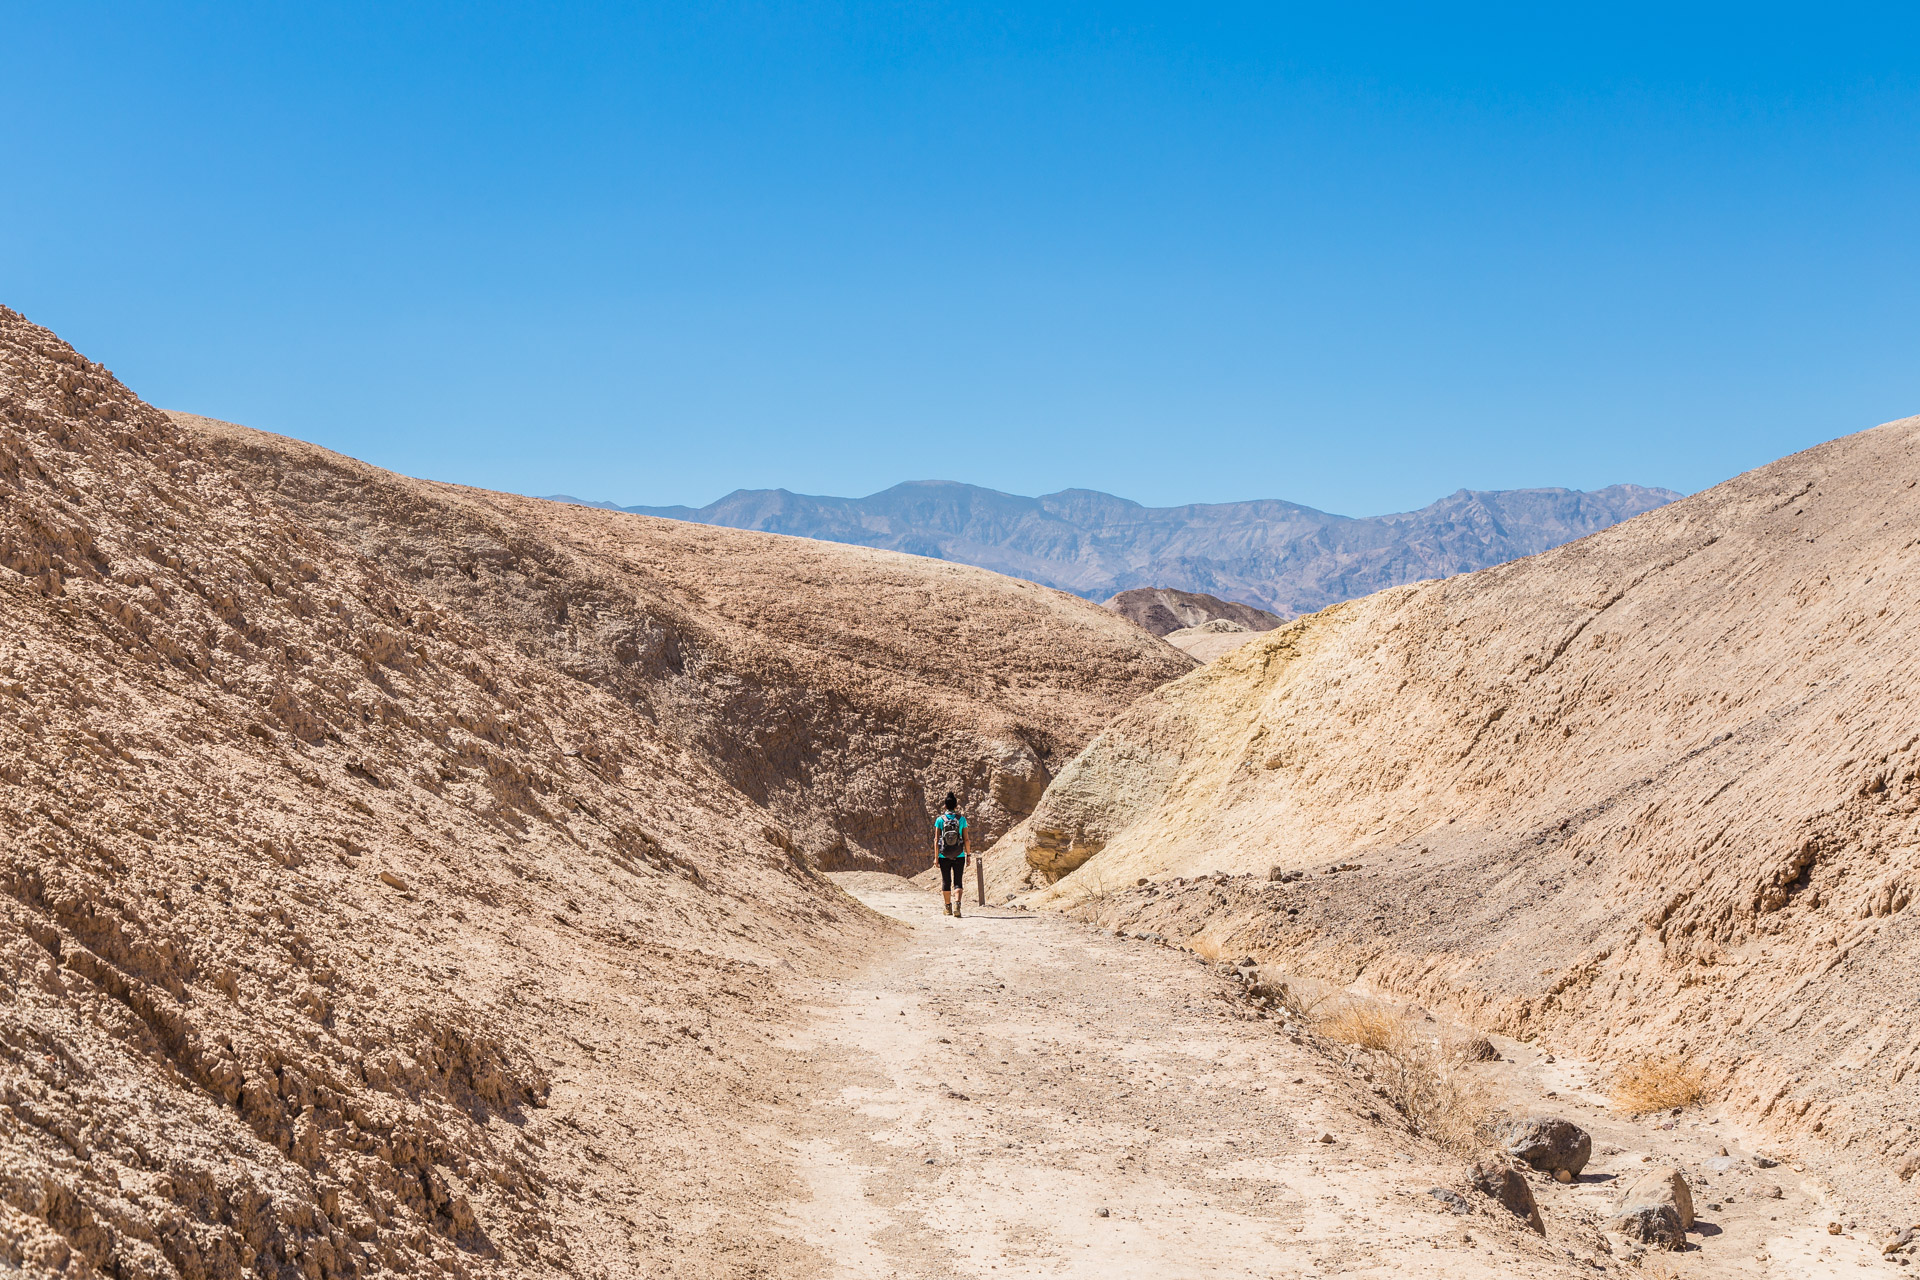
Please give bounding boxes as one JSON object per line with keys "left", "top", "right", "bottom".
{"left": 1609, "top": 1054, "right": 1705, "bottom": 1114}
{"left": 1313, "top": 1000, "right": 1497, "bottom": 1155}
{"left": 1188, "top": 932, "right": 1233, "bottom": 963}
{"left": 1318, "top": 1003, "right": 1410, "bottom": 1053}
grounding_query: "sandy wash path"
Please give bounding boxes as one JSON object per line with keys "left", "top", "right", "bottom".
{"left": 762, "top": 875, "right": 1603, "bottom": 1279}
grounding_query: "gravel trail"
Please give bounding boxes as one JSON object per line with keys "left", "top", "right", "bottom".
{"left": 769, "top": 877, "right": 1591, "bottom": 1278}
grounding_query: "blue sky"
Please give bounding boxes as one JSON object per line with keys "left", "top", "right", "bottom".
{"left": 4, "top": 3, "right": 1916, "bottom": 515}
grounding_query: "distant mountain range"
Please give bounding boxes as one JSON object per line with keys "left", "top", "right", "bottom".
{"left": 548, "top": 480, "right": 1683, "bottom": 616}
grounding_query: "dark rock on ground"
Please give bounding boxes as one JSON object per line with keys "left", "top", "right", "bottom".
{"left": 1502, "top": 1116, "right": 1592, "bottom": 1177}
{"left": 1470, "top": 1160, "right": 1546, "bottom": 1235}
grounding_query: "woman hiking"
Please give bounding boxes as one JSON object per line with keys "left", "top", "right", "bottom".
{"left": 933, "top": 791, "right": 971, "bottom": 917}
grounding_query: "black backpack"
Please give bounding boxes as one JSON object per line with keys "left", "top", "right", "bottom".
{"left": 939, "top": 814, "right": 964, "bottom": 852}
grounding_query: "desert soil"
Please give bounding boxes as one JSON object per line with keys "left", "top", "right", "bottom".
{"left": 750, "top": 877, "right": 1896, "bottom": 1278}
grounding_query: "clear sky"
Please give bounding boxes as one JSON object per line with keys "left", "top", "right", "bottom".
{"left": 4, "top": 4, "right": 1916, "bottom": 515}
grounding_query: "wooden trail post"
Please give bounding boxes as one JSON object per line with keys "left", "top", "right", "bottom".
{"left": 975, "top": 848, "right": 985, "bottom": 906}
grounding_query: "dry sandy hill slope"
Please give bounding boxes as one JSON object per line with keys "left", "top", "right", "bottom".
{"left": 1005, "top": 414, "right": 1920, "bottom": 1217}
{"left": 0, "top": 305, "right": 1186, "bottom": 1280}
{"left": 173, "top": 413, "right": 1192, "bottom": 876}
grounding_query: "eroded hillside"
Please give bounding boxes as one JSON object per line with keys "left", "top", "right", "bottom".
{"left": 0, "top": 306, "right": 1185, "bottom": 1280}
{"left": 179, "top": 415, "right": 1192, "bottom": 874}
{"left": 1009, "top": 416, "right": 1920, "bottom": 1213}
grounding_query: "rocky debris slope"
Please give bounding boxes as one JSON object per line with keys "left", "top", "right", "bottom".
{"left": 582, "top": 479, "right": 1681, "bottom": 616}
{"left": 1007, "top": 415, "right": 1920, "bottom": 1219}
{"left": 1103, "top": 587, "right": 1284, "bottom": 636}
{"left": 0, "top": 305, "right": 1179, "bottom": 1280}
{"left": 178, "top": 415, "right": 1191, "bottom": 875}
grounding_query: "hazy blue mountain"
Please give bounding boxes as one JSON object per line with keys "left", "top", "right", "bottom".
{"left": 546, "top": 480, "right": 1682, "bottom": 616}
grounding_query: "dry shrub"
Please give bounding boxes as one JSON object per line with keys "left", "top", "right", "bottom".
{"left": 1187, "top": 932, "right": 1232, "bottom": 962}
{"left": 1061, "top": 859, "right": 1126, "bottom": 919}
{"left": 1315, "top": 1000, "right": 1497, "bottom": 1155}
{"left": 1318, "top": 1003, "right": 1409, "bottom": 1053}
{"left": 1610, "top": 1055, "right": 1704, "bottom": 1113}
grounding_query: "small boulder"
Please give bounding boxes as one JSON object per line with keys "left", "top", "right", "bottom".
{"left": 1502, "top": 1116, "right": 1592, "bottom": 1178}
{"left": 1455, "top": 1036, "right": 1500, "bottom": 1062}
{"left": 1470, "top": 1160, "right": 1546, "bottom": 1235}
{"left": 1607, "top": 1166, "right": 1694, "bottom": 1249}
{"left": 1623, "top": 1167, "right": 1694, "bottom": 1228}
{"left": 1427, "top": 1187, "right": 1472, "bottom": 1215}
{"left": 1898, "top": 1153, "right": 1920, "bottom": 1182}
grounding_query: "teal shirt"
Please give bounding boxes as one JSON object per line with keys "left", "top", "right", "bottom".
{"left": 934, "top": 812, "right": 968, "bottom": 857}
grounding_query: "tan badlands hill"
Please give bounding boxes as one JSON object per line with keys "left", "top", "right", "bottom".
{"left": 173, "top": 412, "right": 1192, "bottom": 876}
{"left": 1012, "top": 414, "right": 1920, "bottom": 1209}
{"left": 0, "top": 306, "right": 1187, "bottom": 1279}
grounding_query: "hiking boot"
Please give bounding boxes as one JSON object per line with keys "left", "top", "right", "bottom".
{"left": 942, "top": 902, "right": 952, "bottom": 916}
{"left": 953, "top": 900, "right": 963, "bottom": 919}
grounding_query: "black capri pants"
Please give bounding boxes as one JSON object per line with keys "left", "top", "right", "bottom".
{"left": 939, "top": 856, "right": 967, "bottom": 891}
